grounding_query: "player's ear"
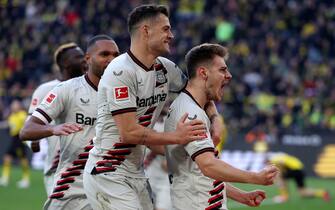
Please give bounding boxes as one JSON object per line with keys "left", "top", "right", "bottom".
{"left": 141, "top": 24, "right": 150, "bottom": 39}
{"left": 198, "top": 67, "right": 208, "bottom": 81}
{"left": 85, "top": 53, "right": 91, "bottom": 63}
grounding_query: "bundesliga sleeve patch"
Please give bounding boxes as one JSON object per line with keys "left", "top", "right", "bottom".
{"left": 113, "top": 86, "right": 130, "bottom": 102}
{"left": 31, "top": 98, "right": 38, "bottom": 106}
{"left": 45, "top": 93, "right": 57, "bottom": 104}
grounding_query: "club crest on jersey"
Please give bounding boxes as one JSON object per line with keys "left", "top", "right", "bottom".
{"left": 46, "top": 93, "right": 57, "bottom": 104}
{"left": 156, "top": 70, "right": 167, "bottom": 85}
{"left": 114, "top": 86, "right": 129, "bottom": 102}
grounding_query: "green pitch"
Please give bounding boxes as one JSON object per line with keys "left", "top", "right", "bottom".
{"left": 229, "top": 178, "right": 335, "bottom": 210}
{"left": 0, "top": 167, "right": 334, "bottom": 210}
{"left": 0, "top": 167, "right": 47, "bottom": 210}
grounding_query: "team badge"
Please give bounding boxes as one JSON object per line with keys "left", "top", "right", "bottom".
{"left": 156, "top": 70, "right": 167, "bottom": 84}
{"left": 46, "top": 93, "right": 57, "bottom": 104}
{"left": 114, "top": 86, "right": 129, "bottom": 102}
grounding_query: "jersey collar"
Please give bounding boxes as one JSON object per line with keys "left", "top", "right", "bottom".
{"left": 127, "top": 50, "right": 154, "bottom": 71}
{"left": 182, "top": 89, "right": 203, "bottom": 109}
{"left": 84, "top": 74, "right": 98, "bottom": 92}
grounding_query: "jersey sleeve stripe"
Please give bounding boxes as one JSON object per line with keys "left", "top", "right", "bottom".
{"left": 35, "top": 108, "right": 53, "bottom": 123}
{"left": 191, "top": 147, "right": 215, "bottom": 161}
{"left": 111, "top": 107, "right": 137, "bottom": 116}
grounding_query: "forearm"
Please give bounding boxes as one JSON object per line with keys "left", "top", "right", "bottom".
{"left": 115, "top": 112, "right": 205, "bottom": 146}
{"left": 207, "top": 159, "right": 257, "bottom": 183}
{"left": 226, "top": 183, "right": 246, "bottom": 202}
{"left": 121, "top": 124, "right": 178, "bottom": 145}
{"left": 19, "top": 123, "right": 54, "bottom": 141}
{"left": 197, "top": 154, "right": 258, "bottom": 184}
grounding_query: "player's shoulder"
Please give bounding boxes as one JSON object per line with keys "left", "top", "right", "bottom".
{"left": 104, "top": 53, "right": 136, "bottom": 76}
{"left": 108, "top": 53, "right": 133, "bottom": 70}
{"left": 34, "top": 79, "right": 60, "bottom": 93}
{"left": 157, "top": 56, "right": 178, "bottom": 69}
{"left": 171, "top": 92, "right": 204, "bottom": 116}
{"left": 62, "top": 75, "right": 83, "bottom": 86}
{"left": 52, "top": 75, "right": 84, "bottom": 92}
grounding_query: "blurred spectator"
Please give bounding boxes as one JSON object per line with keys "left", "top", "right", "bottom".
{"left": 0, "top": 0, "right": 334, "bottom": 133}
{"left": 0, "top": 100, "right": 30, "bottom": 188}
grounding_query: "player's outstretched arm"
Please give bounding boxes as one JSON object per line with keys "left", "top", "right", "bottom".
{"left": 113, "top": 112, "right": 206, "bottom": 145}
{"left": 226, "top": 183, "right": 266, "bottom": 207}
{"left": 19, "top": 116, "right": 83, "bottom": 141}
{"left": 195, "top": 151, "right": 278, "bottom": 185}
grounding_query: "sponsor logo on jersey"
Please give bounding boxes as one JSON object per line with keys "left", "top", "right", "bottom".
{"left": 138, "top": 77, "right": 144, "bottom": 87}
{"left": 114, "top": 86, "right": 129, "bottom": 102}
{"left": 76, "top": 113, "right": 96, "bottom": 125}
{"left": 80, "top": 98, "right": 90, "bottom": 104}
{"left": 137, "top": 93, "right": 167, "bottom": 107}
{"left": 31, "top": 98, "right": 38, "bottom": 106}
{"left": 187, "top": 114, "right": 197, "bottom": 120}
{"left": 113, "top": 70, "right": 123, "bottom": 76}
{"left": 46, "top": 93, "right": 57, "bottom": 104}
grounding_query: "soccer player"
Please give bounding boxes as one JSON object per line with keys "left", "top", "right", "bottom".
{"left": 165, "top": 43, "right": 279, "bottom": 210}
{"left": 268, "top": 153, "right": 330, "bottom": 203}
{"left": 144, "top": 108, "right": 172, "bottom": 210}
{"left": 27, "top": 42, "right": 87, "bottom": 195}
{"left": 20, "top": 35, "right": 119, "bottom": 210}
{"left": 0, "top": 100, "right": 29, "bottom": 188}
{"left": 83, "top": 4, "right": 224, "bottom": 210}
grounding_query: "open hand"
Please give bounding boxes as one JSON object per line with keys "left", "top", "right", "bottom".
{"left": 175, "top": 113, "right": 206, "bottom": 144}
{"left": 51, "top": 122, "right": 83, "bottom": 136}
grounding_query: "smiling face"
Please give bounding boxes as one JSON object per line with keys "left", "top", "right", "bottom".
{"left": 146, "top": 14, "right": 174, "bottom": 56}
{"left": 205, "top": 55, "right": 232, "bottom": 101}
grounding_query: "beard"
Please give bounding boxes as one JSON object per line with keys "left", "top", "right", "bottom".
{"left": 205, "top": 83, "right": 221, "bottom": 102}
{"left": 150, "top": 41, "right": 170, "bottom": 56}
{"left": 92, "top": 63, "right": 107, "bottom": 79}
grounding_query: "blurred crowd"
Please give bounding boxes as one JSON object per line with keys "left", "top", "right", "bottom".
{"left": 1, "top": 0, "right": 335, "bottom": 134}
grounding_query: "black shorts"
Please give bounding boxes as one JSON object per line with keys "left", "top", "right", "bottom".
{"left": 6, "top": 135, "right": 27, "bottom": 158}
{"left": 283, "top": 169, "right": 305, "bottom": 188}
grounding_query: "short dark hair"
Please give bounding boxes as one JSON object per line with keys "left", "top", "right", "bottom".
{"left": 127, "top": 4, "right": 169, "bottom": 34}
{"left": 54, "top": 42, "right": 78, "bottom": 70}
{"left": 86, "top": 34, "right": 114, "bottom": 52}
{"left": 185, "top": 43, "right": 228, "bottom": 79}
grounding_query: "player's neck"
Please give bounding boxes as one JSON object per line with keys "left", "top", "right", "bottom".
{"left": 87, "top": 70, "right": 100, "bottom": 88}
{"left": 185, "top": 81, "right": 208, "bottom": 109}
{"left": 130, "top": 41, "right": 157, "bottom": 69}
